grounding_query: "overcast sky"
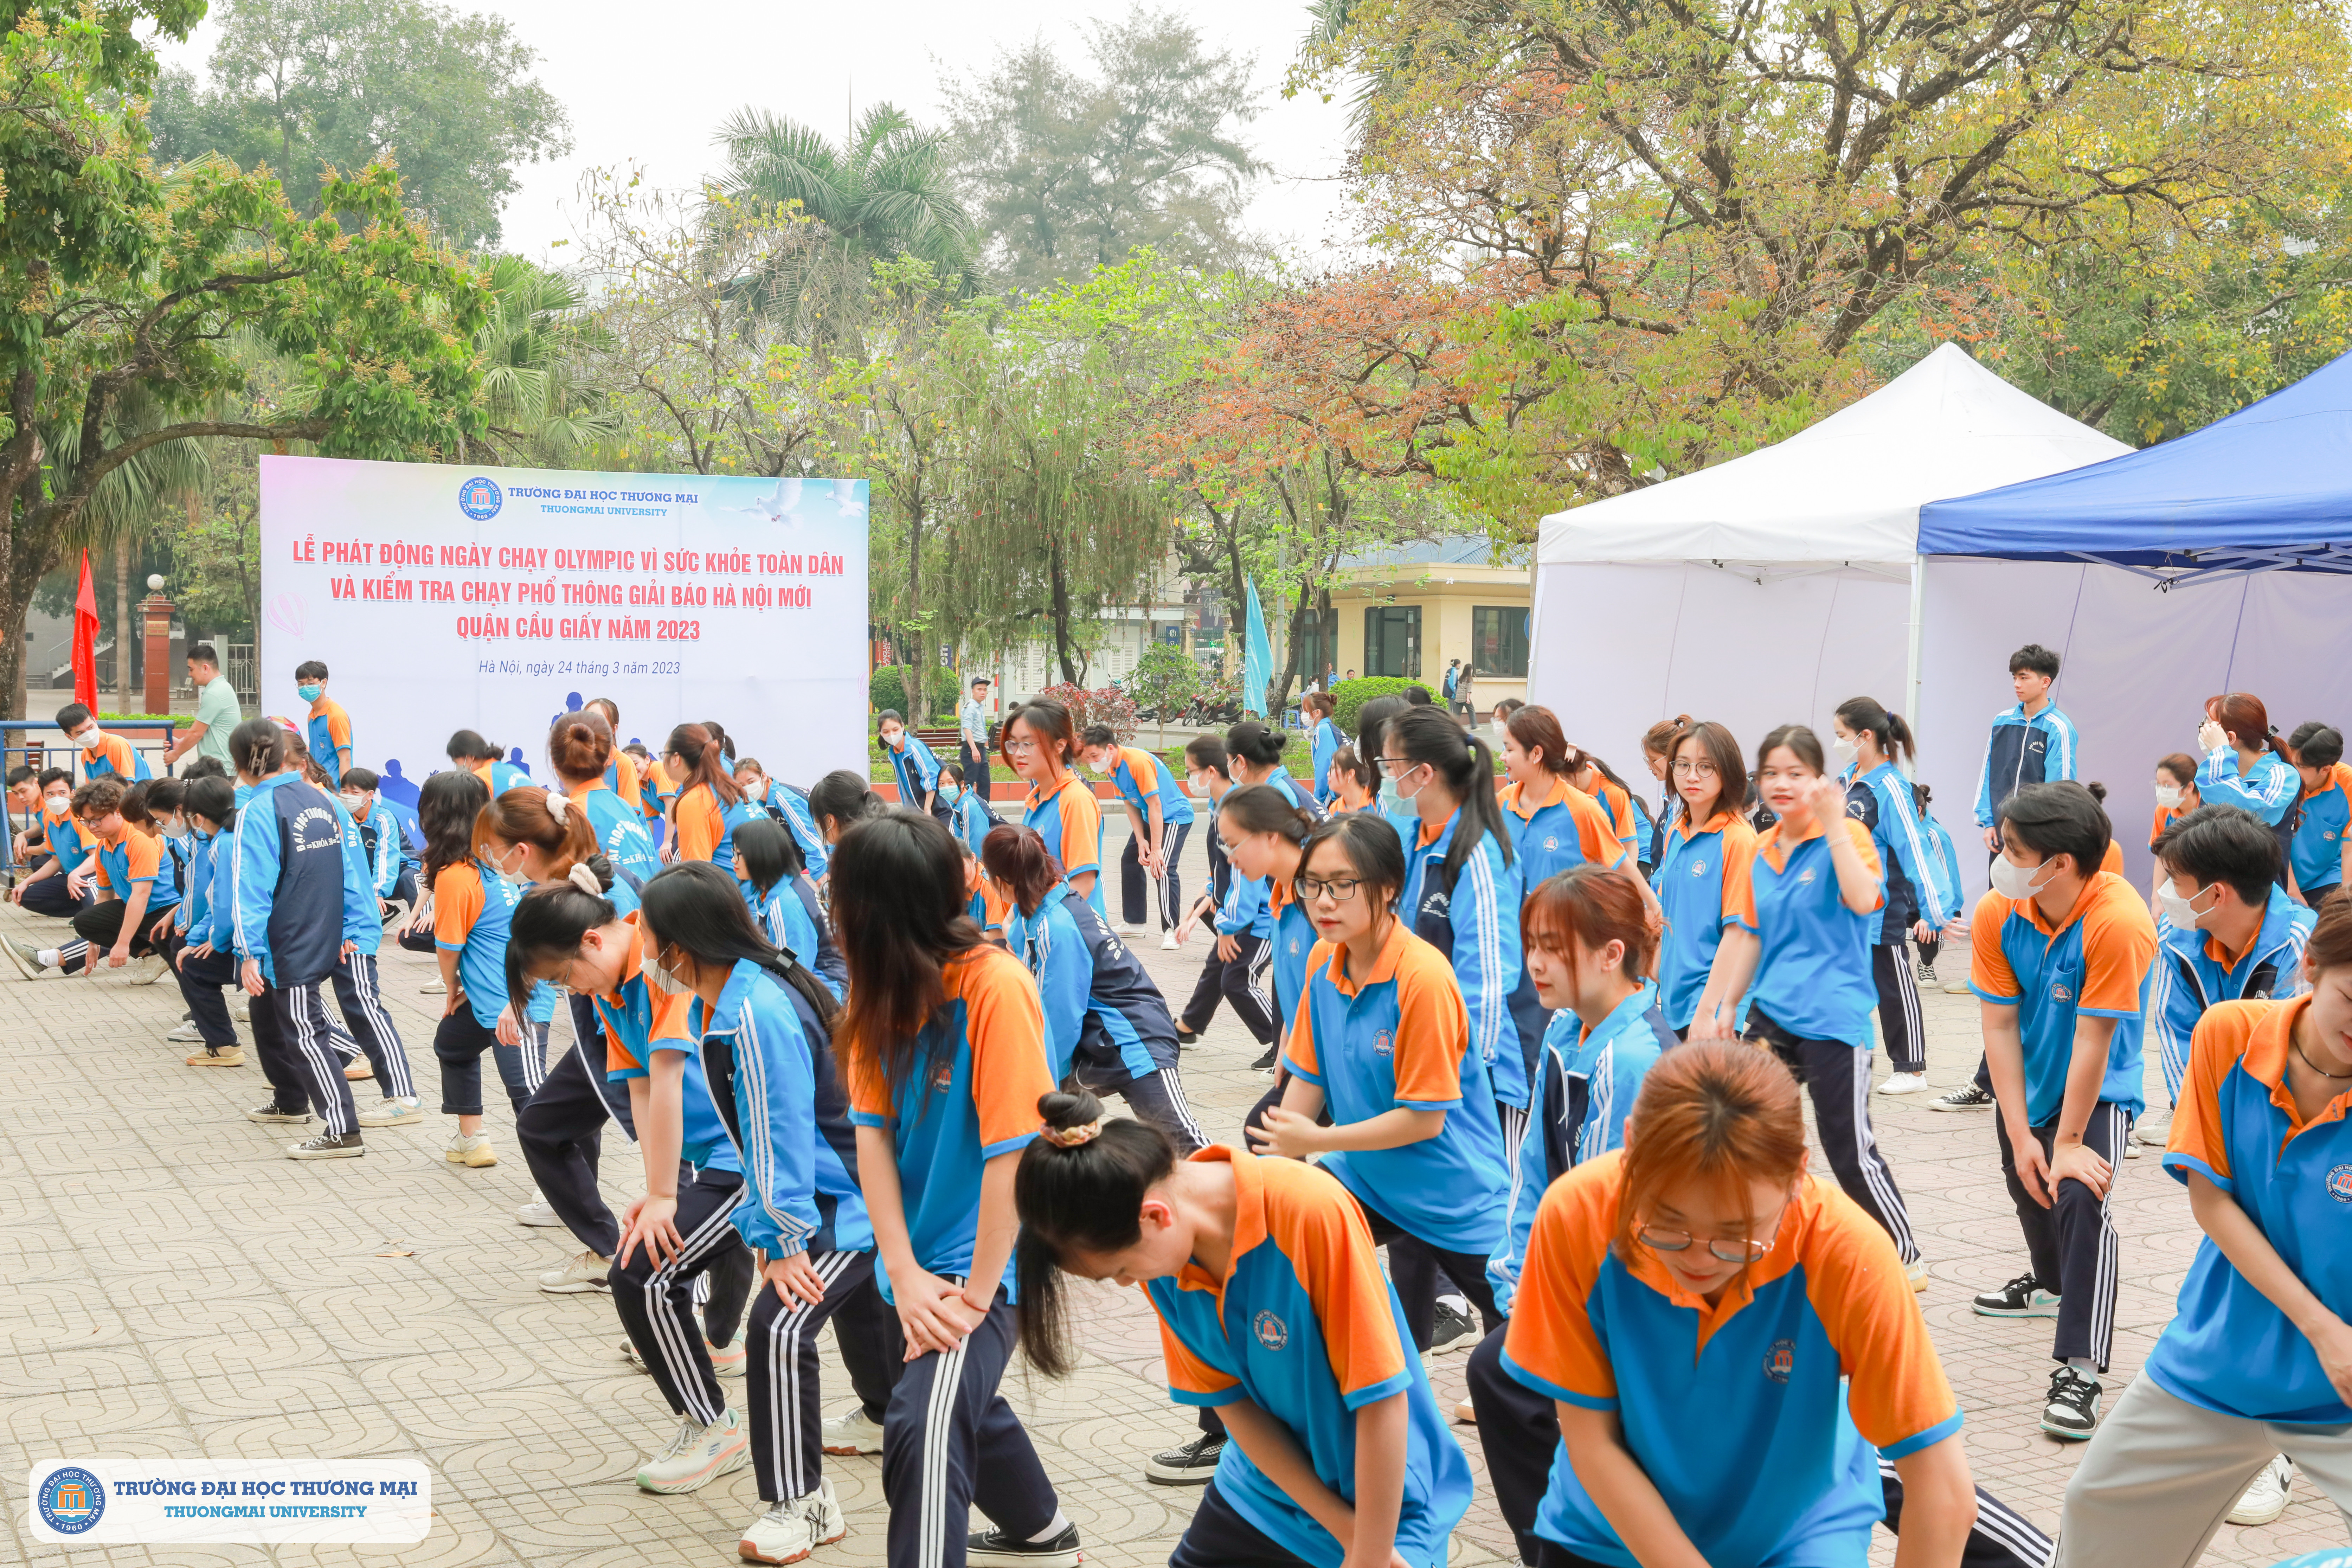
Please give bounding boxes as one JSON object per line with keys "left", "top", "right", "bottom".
{"left": 151, "top": 0, "right": 1363, "bottom": 268}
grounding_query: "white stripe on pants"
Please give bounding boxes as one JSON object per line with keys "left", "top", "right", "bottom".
{"left": 278, "top": 981, "right": 355, "bottom": 1136}
{"left": 754, "top": 1247, "right": 863, "bottom": 1501}
{"left": 1497, "top": 1101, "right": 1529, "bottom": 1189}
{"left": 635, "top": 1191, "right": 747, "bottom": 1427}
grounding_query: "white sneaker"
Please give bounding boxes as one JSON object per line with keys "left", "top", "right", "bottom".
{"left": 165, "top": 1019, "right": 208, "bottom": 1043}
{"left": 419, "top": 978, "right": 446, "bottom": 995}
{"left": 799, "top": 1475, "right": 846, "bottom": 1546}
{"left": 538, "top": 1250, "right": 611, "bottom": 1294}
{"left": 738, "top": 1500, "right": 818, "bottom": 1565}
{"left": 820, "top": 1406, "right": 885, "bottom": 1455}
{"left": 635, "top": 1408, "right": 750, "bottom": 1494}
{"left": 1941, "top": 974, "right": 1972, "bottom": 995}
{"left": 515, "top": 1196, "right": 563, "bottom": 1227}
{"left": 1906, "top": 1257, "right": 1929, "bottom": 1293}
{"left": 2227, "top": 1455, "right": 2294, "bottom": 1525}
{"left": 2134, "top": 1107, "right": 2173, "bottom": 1147}
{"left": 229, "top": 993, "right": 250, "bottom": 1022}
{"left": 1160, "top": 930, "right": 1180, "bottom": 951}
{"left": 1877, "top": 1071, "right": 1929, "bottom": 1095}
{"left": 355, "top": 1096, "right": 422, "bottom": 1127}
{"left": 136, "top": 952, "right": 171, "bottom": 984}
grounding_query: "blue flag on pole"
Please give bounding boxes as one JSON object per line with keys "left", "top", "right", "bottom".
{"left": 1243, "top": 578, "right": 1273, "bottom": 718}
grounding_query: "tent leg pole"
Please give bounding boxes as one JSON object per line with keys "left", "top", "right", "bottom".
{"left": 1905, "top": 556, "right": 1925, "bottom": 780}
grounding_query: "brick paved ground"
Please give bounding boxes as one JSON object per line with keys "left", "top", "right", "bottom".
{"left": 2, "top": 816, "right": 2339, "bottom": 1567}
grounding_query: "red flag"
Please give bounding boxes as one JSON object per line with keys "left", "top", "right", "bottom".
{"left": 71, "top": 549, "right": 98, "bottom": 710}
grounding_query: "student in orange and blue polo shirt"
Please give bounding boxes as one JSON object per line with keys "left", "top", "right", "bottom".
{"left": 295, "top": 661, "right": 353, "bottom": 788}
{"left": 1966, "top": 781, "right": 2158, "bottom": 1443}
{"left": 2058, "top": 896, "right": 2352, "bottom": 1567}
{"left": 1504, "top": 1041, "right": 1977, "bottom": 1568}
{"left": 1652, "top": 720, "right": 1757, "bottom": 1040}
{"left": 2287, "top": 722, "right": 2352, "bottom": 905}
{"left": 1004, "top": 699, "right": 1104, "bottom": 920}
{"left": 1251, "top": 812, "right": 1511, "bottom": 1355}
{"left": 830, "top": 810, "right": 1079, "bottom": 1568}
{"left": 1693, "top": 724, "right": 1924, "bottom": 1282}
{"left": 1497, "top": 705, "right": 1630, "bottom": 893}
{"left": 1080, "top": 724, "right": 1196, "bottom": 942}
{"left": 57, "top": 702, "right": 153, "bottom": 783}
{"left": 1013, "top": 1093, "right": 1473, "bottom": 1568}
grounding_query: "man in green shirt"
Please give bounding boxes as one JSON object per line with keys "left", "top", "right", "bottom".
{"left": 163, "top": 643, "right": 242, "bottom": 771}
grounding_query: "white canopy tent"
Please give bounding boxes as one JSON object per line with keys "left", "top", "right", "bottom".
{"left": 1529, "top": 343, "right": 2131, "bottom": 886}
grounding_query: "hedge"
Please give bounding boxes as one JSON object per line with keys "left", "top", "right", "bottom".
{"left": 1330, "top": 676, "right": 1420, "bottom": 736}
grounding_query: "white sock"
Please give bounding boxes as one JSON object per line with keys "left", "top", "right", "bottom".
{"left": 1027, "top": 1511, "right": 1069, "bottom": 1543}
{"left": 2067, "top": 1357, "right": 2097, "bottom": 1377}
{"left": 36, "top": 948, "right": 58, "bottom": 968}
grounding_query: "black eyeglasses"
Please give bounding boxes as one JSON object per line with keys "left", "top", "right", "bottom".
{"left": 1297, "top": 875, "right": 1365, "bottom": 902}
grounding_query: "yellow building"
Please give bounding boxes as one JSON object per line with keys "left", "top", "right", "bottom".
{"left": 1309, "top": 538, "right": 1532, "bottom": 711}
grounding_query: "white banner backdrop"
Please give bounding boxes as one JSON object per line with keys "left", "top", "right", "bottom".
{"left": 259, "top": 457, "right": 869, "bottom": 810}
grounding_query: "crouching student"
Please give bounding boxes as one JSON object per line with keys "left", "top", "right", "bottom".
{"left": 1503, "top": 1042, "right": 1979, "bottom": 1568}
{"left": 229, "top": 719, "right": 378, "bottom": 1160}
{"left": 829, "top": 810, "right": 1080, "bottom": 1568}
{"left": 6, "top": 768, "right": 95, "bottom": 946}
{"left": 1014, "top": 1088, "right": 1474, "bottom": 1568}
{"left": 15, "top": 779, "right": 178, "bottom": 980}
{"left": 1249, "top": 812, "right": 1511, "bottom": 1353}
{"left": 2058, "top": 896, "right": 2352, "bottom": 1567}
{"left": 340, "top": 767, "right": 421, "bottom": 916}
{"left": 631, "top": 862, "right": 876, "bottom": 1564}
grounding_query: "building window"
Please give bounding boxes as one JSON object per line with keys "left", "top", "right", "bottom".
{"left": 1471, "top": 605, "right": 1529, "bottom": 677}
{"left": 1294, "top": 607, "right": 1339, "bottom": 683}
{"left": 1363, "top": 605, "right": 1422, "bottom": 680}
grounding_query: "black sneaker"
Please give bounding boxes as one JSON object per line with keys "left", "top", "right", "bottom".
{"left": 1249, "top": 1045, "right": 1278, "bottom": 1073}
{"left": 967, "top": 1522, "right": 1081, "bottom": 1566}
{"left": 1970, "top": 1274, "right": 2061, "bottom": 1318}
{"left": 1175, "top": 1025, "right": 1200, "bottom": 1046}
{"left": 1428, "top": 1298, "right": 1476, "bottom": 1354}
{"left": 1916, "top": 958, "right": 1939, "bottom": 985}
{"left": 246, "top": 1100, "right": 312, "bottom": 1124}
{"left": 288, "top": 1131, "right": 365, "bottom": 1161}
{"left": 1927, "top": 1082, "right": 1995, "bottom": 1112}
{"left": 2042, "top": 1365, "right": 2102, "bottom": 1440}
{"left": 1144, "top": 1433, "right": 1225, "bottom": 1485}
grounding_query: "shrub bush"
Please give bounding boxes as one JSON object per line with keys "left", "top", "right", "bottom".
{"left": 1331, "top": 676, "right": 1418, "bottom": 736}
{"left": 1034, "top": 682, "right": 1140, "bottom": 744}
{"left": 869, "top": 666, "right": 908, "bottom": 715}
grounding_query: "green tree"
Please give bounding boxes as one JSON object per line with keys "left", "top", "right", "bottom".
{"left": 0, "top": 6, "right": 491, "bottom": 715}
{"left": 473, "top": 255, "right": 618, "bottom": 464}
{"left": 712, "top": 103, "right": 976, "bottom": 304}
{"left": 151, "top": 0, "right": 571, "bottom": 249}
{"left": 945, "top": 5, "right": 1264, "bottom": 294}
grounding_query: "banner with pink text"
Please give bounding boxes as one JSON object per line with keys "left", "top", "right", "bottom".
{"left": 258, "top": 456, "right": 869, "bottom": 808}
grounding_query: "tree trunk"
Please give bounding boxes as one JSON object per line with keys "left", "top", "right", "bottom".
{"left": 899, "top": 499, "right": 924, "bottom": 720}
{"left": 1223, "top": 525, "right": 1248, "bottom": 693}
{"left": 1047, "top": 526, "right": 1077, "bottom": 686}
{"left": 114, "top": 529, "right": 131, "bottom": 712}
{"left": 1270, "top": 573, "right": 1312, "bottom": 715}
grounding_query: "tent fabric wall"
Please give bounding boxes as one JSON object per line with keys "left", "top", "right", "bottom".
{"left": 1914, "top": 558, "right": 2352, "bottom": 903}
{"left": 1530, "top": 561, "right": 1909, "bottom": 788}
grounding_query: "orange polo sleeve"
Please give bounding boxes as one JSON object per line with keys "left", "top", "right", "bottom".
{"left": 1161, "top": 1316, "right": 1243, "bottom": 1401}
{"left": 675, "top": 787, "right": 720, "bottom": 862}
{"left": 1842, "top": 818, "right": 1885, "bottom": 912}
{"left": 122, "top": 831, "right": 164, "bottom": 884}
{"left": 1390, "top": 942, "right": 1470, "bottom": 1108}
{"left": 1730, "top": 830, "right": 1772, "bottom": 932}
{"left": 2169, "top": 1000, "right": 2266, "bottom": 1187}
{"left": 1969, "top": 889, "right": 2020, "bottom": 1001}
{"left": 1282, "top": 945, "right": 1333, "bottom": 1080}
{"left": 1500, "top": 1159, "right": 1621, "bottom": 1408}
{"left": 1056, "top": 783, "right": 1101, "bottom": 879}
{"left": 1263, "top": 1158, "right": 1413, "bottom": 1405}
{"left": 1802, "top": 1196, "right": 1963, "bottom": 1455}
{"left": 1570, "top": 788, "right": 1627, "bottom": 868}
{"left": 433, "top": 863, "right": 484, "bottom": 946}
{"left": 958, "top": 946, "right": 1056, "bottom": 1158}
{"left": 1718, "top": 820, "right": 1759, "bottom": 927}
{"left": 2077, "top": 882, "right": 2157, "bottom": 1017}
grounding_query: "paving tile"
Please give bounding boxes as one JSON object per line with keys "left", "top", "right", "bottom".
{"left": 0, "top": 826, "right": 2329, "bottom": 1567}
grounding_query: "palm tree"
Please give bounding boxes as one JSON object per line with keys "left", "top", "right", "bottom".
{"left": 712, "top": 103, "right": 976, "bottom": 297}
{"left": 472, "top": 255, "right": 619, "bottom": 464}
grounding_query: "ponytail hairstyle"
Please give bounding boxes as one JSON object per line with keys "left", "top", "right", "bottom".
{"left": 1297, "top": 810, "right": 1408, "bottom": 912}
{"left": 1328, "top": 744, "right": 1373, "bottom": 797}
{"left": 1615, "top": 1041, "right": 1808, "bottom": 1267}
{"left": 1354, "top": 694, "right": 1409, "bottom": 787}
{"left": 2206, "top": 692, "right": 2304, "bottom": 810}
{"left": 1642, "top": 715, "right": 1694, "bottom": 769}
{"left": 1001, "top": 700, "right": 1079, "bottom": 771}
{"left": 1390, "top": 704, "right": 1515, "bottom": 876}
{"left": 184, "top": 776, "right": 237, "bottom": 833}
{"left": 1833, "top": 696, "right": 1916, "bottom": 769}
{"left": 1216, "top": 782, "right": 1314, "bottom": 866}
{"left": 506, "top": 881, "right": 619, "bottom": 1023}
{"left": 474, "top": 785, "right": 605, "bottom": 883}
{"left": 1524, "top": 861, "right": 1664, "bottom": 976}
{"left": 700, "top": 720, "right": 733, "bottom": 762}
{"left": 2292, "top": 722, "right": 2346, "bottom": 772}
{"left": 733, "top": 815, "right": 806, "bottom": 900}
{"left": 445, "top": 729, "right": 502, "bottom": 766}
{"left": 980, "top": 823, "right": 1064, "bottom": 916}
{"left": 831, "top": 810, "right": 984, "bottom": 1094}
{"left": 666, "top": 723, "right": 744, "bottom": 808}
{"left": 548, "top": 707, "right": 615, "bottom": 785}
{"left": 1302, "top": 692, "right": 1336, "bottom": 721}
{"left": 639, "top": 859, "right": 840, "bottom": 1033}
{"left": 808, "top": 768, "right": 880, "bottom": 838}
{"left": 227, "top": 717, "right": 289, "bottom": 782}
{"left": 1670, "top": 721, "right": 1747, "bottom": 827}
{"left": 1014, "top": 1088, "right": 1178, "bottom": 1376}
{"left": 1505, "top": 704, "right": 1580, "bottom": 778}
{"left": 418, "top": 768, "right": 492, "bottom": 887}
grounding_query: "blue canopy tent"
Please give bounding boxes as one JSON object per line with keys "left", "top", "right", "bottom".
{"left": 1910, "top": 350, "right": 2352, "bottom": 896}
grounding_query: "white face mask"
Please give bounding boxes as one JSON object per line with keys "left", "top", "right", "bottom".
{"left": 339, "top": 791, "right": 366, "bottom": 812}
{"left": 489, "top": 845, "right": 529, "bottom": 889}
{"left": 1988, "top": 853, "right": 2056, "bottom": 901}
{"left": 1490, "top": 720, "right": 1509, "bottom": 747}
{"left": 43, "top": 792, "right": 68, "bottom": 812}
{"left": 642, "top": 947, "right": 689, "bottom": 996}
{"left": 72, "top": 727, "right": 101, "bottom": 750}
{"left": 1831, "top": 736, "right": 1859, "bottom": 764}
{"left": 1394, "top": 763, "right": 1427, "bottom": 804}
{"left": 2154, "top": 783, "right": 2184, "bottom": 810}
{"left": 2154, "top": 877, "right": 2216, "bottom": 930}
{"left": 162, "top": 816, "right": 189, "bottom": 842}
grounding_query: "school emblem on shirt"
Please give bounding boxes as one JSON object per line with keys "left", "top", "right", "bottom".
{"left": 1797, "top": 869, "right": 1816, "bottom": 886}
{"left": 1542, "top": 835, "right": 1560, "bottom": 852}
{"left": 1689, "top": 858, "right": 1707, "bottom": 878}
{"left": 35, "top": 1466, "right": 103, "bottom": 1534}
{"left": 1763, "top": 1338, "right": 1795, "bottom": 1384}
{"left": 1254, "top": 1310, "right": 1289, "bottom": 1351}
{"left": 2051, "top": 982, "right": 2073, "bottom": 1003}
{"left": 2328, "top": 1165, "right": 2352, "bottom": 1203}
{"left": 1373, "top": 1028, "right": 1394, "bottom": 1058}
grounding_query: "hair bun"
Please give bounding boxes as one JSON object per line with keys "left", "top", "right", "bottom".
{"left": 1036, "top": 1088, "right": 1106, "bottom": 1143}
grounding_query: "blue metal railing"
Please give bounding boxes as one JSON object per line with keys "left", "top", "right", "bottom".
{"left": 0, "top": 719, "right": 183, "bottom": 884}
